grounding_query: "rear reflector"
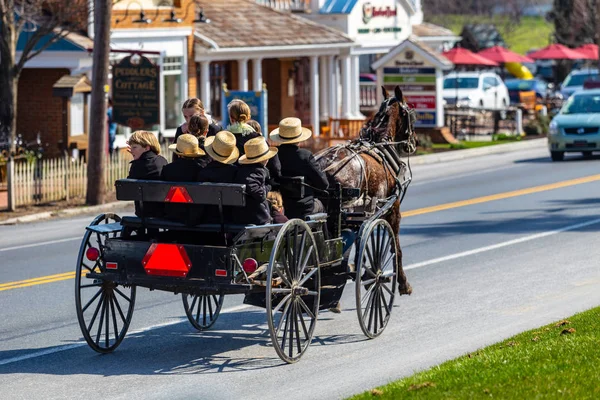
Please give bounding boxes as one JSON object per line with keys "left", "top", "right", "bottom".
{"left": 242, "top": 258, "right": 258, "bottom": 273}
{"left": 86, "top": 247, "right": 100, "bottom": 261}
{"left": 106, "top": 262, "right": 118, "bottom": 270}
{"left": 215, "top": 269, "right": 227, "bottom": 277}
{"left": 164, "top": 186, "right": 193, "bottom": 203}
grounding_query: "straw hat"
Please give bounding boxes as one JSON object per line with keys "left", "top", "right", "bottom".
{"left": 168, "top": 134, "right": 205, "bottom": 157}
{"left": 203, "top": 130, "right": 239, "bottom": 164}
{"left": 238, "top": 137, "right": 278, "bottom": 165}
{"left": 269, "top": 117, "right": 312, "bottom": 144}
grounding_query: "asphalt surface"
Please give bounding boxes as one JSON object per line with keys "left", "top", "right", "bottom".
{"left": 1, "top": 145, "right": 600, "bottom": 399}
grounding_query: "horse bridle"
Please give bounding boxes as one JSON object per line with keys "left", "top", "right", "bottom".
{"left": 361, "top": 97, "right": 416, "bottom": 150}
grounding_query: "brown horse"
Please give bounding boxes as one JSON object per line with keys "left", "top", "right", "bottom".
{"left": 315, "top": 85, "right": 417, "bottom": 295}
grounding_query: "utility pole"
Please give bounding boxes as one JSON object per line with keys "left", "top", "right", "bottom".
{"left": 86, "top": 0, "right": 111, "bottom": 205}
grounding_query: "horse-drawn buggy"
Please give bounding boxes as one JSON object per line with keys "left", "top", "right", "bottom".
{"left": 75, "top": 86, "right": 416, "bottom": 363}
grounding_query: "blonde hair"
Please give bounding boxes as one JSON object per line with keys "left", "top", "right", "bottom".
{"left": 267, "top": 191, "right": 284, "bottom": 212}
{"left": 247, "top": 120, "right": 262, "bottom": 134}
{"left": 129, "top": 131, "right": 161, "bottom": 154}
{"left": 188, "top": 114, "right": 209, "bottom": 137}
{"left": 182, "top": 98, "right": 204, "bottom": 113}
{"left": 228, "top": 99, "right": 251, "bottom": 123}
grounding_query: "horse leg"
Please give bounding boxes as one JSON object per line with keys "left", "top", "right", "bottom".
{"left": 390, "top": 199, "right": 412, "bottom": 295}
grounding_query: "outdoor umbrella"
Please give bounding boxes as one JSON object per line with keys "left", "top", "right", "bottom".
{"left": 573, "top": 43, "right": 598, "bottom": 60}
{"left": 442, "top": 47, "right": 499, "bottom": 66}
{"left": 528, "top": 44, "right": 588, "bottom": 93}
{"left": 478, "top": 46, "right": 534, "bottom": 64}
{"left": 527, "top": 44, "right": 586, "bottom": 60}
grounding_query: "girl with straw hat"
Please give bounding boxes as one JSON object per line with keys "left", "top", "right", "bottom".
{"left": 269, "top": 117, "right": 329, "bottom": 219}
{"left": 233, "top": 137, "right": 278, "bottom": 225}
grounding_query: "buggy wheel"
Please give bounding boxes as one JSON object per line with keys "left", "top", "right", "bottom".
{"left": 355, "top": 219, "right": 397, "bottom": 338}
{"left": 266, "top": 219, "right": 320, "bottom": 364}
{"left": 182, "top": 293, "right": 224, "bottom": 330}
{"left": 75, "top": 213, "right": 136, "bottom": 353}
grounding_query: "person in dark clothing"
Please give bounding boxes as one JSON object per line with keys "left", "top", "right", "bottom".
{"left": 173, "top": 98, "right": 222, "bottom": 145}
{"left": 226, "top": 99, "right": 259, "bottom": 155}
{"left": 127, "top": 130, "right": 168, "bottom": 217}
{"left": 234, "top": 137, "right": 278, "bottom": 226}
{"left": 247, "top": 119, "right": 281, "bottom": 189}
{"left": 161, "top": 134, "right": 206, "bottom": 224}
{"left": 269, "top": 117, "right": 329, "bottom": 219}
{"left": 197, "top": 130, "right": 240, "bottom": 223}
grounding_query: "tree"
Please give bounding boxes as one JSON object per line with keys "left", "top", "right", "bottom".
{"left": 0, "top": 0, "right": 88, "bottom": 154}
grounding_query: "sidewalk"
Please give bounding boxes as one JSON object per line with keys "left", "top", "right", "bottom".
{"left": 0, "top": 138, "right": 548, "bottom": 225}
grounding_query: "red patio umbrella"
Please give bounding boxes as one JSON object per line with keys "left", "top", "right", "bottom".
{"left": 573, "top": 43, "right": 598, "bottom": 60}
{"left": 442, "top": 47, "right": 498, "bottom": 66}
{"left": 478, "top": 46, "right": 534, "bottom": 64}
{"left": 527, "top": 44, "right": 586, "bottom": 60}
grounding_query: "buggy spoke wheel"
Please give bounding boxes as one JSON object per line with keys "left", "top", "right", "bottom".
{"left": 266, "top": 220, "right": 320, "bottom": 364}
{"left": 182, "top": 293, "right": 224, "bottom": 330}
{"left": 355, "top": 219, "right": 397, "bottom": 338}
{"left": 75, "top": 213, "right": 136, "bottom": 353}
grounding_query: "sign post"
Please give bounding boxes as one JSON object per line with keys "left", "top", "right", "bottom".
{"left": 372, "top": 38, "right": 453, "bottom": 129}
{"left": 112, "top": 53, "right": 160, "bottom": 130}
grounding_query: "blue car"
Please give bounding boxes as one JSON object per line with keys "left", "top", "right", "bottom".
{"left": 505, "top": 78, "right": 549, "bottom": 105}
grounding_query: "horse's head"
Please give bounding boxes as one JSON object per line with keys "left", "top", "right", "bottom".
{"left": 360, "top": 85, "right": 417, "bottom": 153}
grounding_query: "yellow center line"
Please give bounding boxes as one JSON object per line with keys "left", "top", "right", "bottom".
{"left": 3, "top": 174, "right": 600, "bottom": 292}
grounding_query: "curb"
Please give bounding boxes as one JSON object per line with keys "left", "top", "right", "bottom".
{"left": 0, "top": 201, "right": 133, "bottom": 226}
{"left": 406, "top": 138, "right": 547, "bottom": 165}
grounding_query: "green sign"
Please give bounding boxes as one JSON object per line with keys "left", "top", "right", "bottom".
{"left": 383, "top": 75, "right": 436, "bottom": 83}
{"left": 112, "top": 54, "right": 160, "bottom": 130}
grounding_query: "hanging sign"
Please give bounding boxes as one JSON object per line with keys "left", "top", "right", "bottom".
{"left": 112, "top": 53, "right": 160, "bottom": 130}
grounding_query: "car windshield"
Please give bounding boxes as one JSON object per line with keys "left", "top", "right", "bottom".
{"left": 563, "top": 72, "right": 599, "bottom": 88}
{"left": 561, "top": 93, "right": 600, "bottom": 114}
{"left": 505, "top": 80, "right": 535, "bottom": 90}
{"left": 443, "top": 77, "right": 479, "bottom": 89}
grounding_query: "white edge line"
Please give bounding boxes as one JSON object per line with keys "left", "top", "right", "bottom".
{"left": 0, "top": 237, "right": 81, "bottom": 252}
{"left": 0, "top": 304, "right": 251, "bottom": 366}
{"left": 404, "top": 218, "right": 600, "bottom": 271}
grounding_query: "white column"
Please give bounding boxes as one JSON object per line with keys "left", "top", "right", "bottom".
{"left": 328, "top": 55, "right": 337, "bottom": 118}
{"left": 238, "top": 58, "right": 248, "bottom": 91}
{"left": 351, "top": 54, "right": 363, "bottom": 118}
{"left": 159, "top": 51, "right": 166, "bottom": 134}
{"left": 319, "top": 56, "right": 329, "bottom": 121}
{"left": 200, "top": 61, "right": 211, "bottom": 114}
{"left": 252, "top": 58, "right": 263, "bottom": 91}
{"left": 340, "top": 55, "right": 352, "bottom": 119}
{"left": 309, "top": 55, "right": 320, "bottom": 136}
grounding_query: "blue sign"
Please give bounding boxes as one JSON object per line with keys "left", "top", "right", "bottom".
{"left": 221, "top": 89, "right": 268, "bottom": 137}
{"left": 414, "top": 111, "right": 436, "bottom": 128}
{"left": 383, "top": 67, "right": 436, "bottom": 75}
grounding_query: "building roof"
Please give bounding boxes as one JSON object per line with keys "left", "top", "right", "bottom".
{"left": 412, "top": 23, "right": 456, "bottom": 38}
{"left": 371, "top": 36, "right": 453, "bottom": 71}
{"left": 194, "top": 0, "right": 354, "bottom": 49}
{"left": 52, "top": 74, "right": 92, "bottom": 97}
{"left": 320, "top": 0, "right": 359, "bottom": 14}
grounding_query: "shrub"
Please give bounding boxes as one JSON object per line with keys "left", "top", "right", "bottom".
{"left": 416, "top": 134, "right": 433, "bottom": 150}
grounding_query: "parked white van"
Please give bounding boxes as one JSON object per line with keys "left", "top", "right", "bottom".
{"left": 443, "top": 72, "right": 510, "bottom": 109}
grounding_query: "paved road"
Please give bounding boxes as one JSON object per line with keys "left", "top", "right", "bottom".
{"left": 1, "top": 146, "right": 600, "bottom": 399}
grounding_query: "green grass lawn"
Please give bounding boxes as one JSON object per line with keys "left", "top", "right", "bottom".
{"left": 426, "top": 15, "right": 554, "bottom": 55}
{"left": 349, "top": 306, "right": 600, "bottom": 399}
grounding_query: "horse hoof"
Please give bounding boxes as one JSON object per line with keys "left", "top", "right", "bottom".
{"left": 398, "top": 282, "right": 412, "bottom": 296}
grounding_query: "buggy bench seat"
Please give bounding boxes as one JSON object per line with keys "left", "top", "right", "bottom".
{"left": 120, "top": 216, "right": 249, "bottom": 233}
{"left": 115, "top": 179, "right": 246, "bottom": 206}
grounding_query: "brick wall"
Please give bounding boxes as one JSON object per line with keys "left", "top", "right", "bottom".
{"left": 17, "top": 68, "right": 70, "bottom": 158}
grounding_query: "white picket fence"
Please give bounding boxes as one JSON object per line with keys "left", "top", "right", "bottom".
{"left": 13, "top": 153, "right": 133, "bottom": 207}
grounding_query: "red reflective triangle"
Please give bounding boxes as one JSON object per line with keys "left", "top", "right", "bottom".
{"left": 165, "top": 186, "right": 193, "bottom": 203}
{"left": 142, "top": 243, "right": 191, "bottom": 277}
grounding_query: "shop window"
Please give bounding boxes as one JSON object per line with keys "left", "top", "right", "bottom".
{"left": 164, "top": 74, "right": 182, "bottom": 129}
